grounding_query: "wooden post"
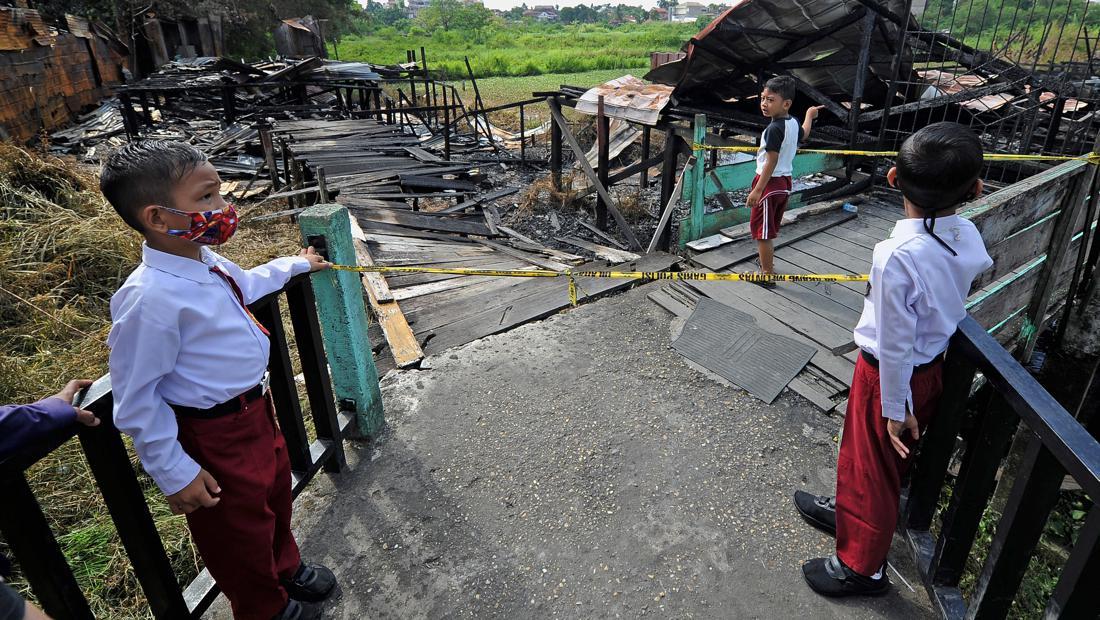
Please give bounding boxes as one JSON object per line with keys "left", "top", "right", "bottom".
{"left": 847, "top": 11, "right": 876, "bottom": 181}
{"left": 408, "top": 50, "right": 419, "bottom": 107}
{"left": 519, "top": 103, "right": 526, "bottom": 166}
{"left": 317, "top": 167, "right": 330, "bottom": 203}
{"left": 550, "top": 97, "right": 563, "bottom": 191}
{"left": 138, "top": 91, "right": 154, "bottom": 128}
{"left": 298, "top": 204, "right": 384, "bottom": 436}
{"left": 688, "top": 114, "right": 708, "bottom": 245}
{"left": 259, "top": 122, "right": 281, "bottom": 190}
{"left": 596, "top": 95, "right": 610, "bottom": 229}
{"left": 279, "top": 139, "right": 293, "bottom": 208}
{"left": 442, "top": 85, "right": 451, "bottom": 160}
{"left": 118, "top": 92, "right": 140, "bottom": 140}
{"left": 640, "top": 125, "right": 651, "bottom": 188}
{"left": 420, "top": 46, "right": 436, "bottom": 127}
{"left": 659, "top": 126, "right": 679, "bottom": 250}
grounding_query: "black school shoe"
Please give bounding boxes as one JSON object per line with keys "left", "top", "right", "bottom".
{"left": 802, "top": 555, "right": 889, "bottom": 597}
{"left": 793, "top": 490, "right": 837, "bottom": 536}
{"left": 272, "top": 599, "right": 322, "bottom": 620}
{"left": 282, "top": 562, "right": 337, "bottom": 603}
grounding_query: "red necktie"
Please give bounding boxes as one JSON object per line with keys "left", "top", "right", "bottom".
{"left": 210, "top": 267, "right": 271, "bottom": 336}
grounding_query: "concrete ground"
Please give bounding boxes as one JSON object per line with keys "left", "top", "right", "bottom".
{"left": 212, "top": 283, "right": 935, "bottom": 619}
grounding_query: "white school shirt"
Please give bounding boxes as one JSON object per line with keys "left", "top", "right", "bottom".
{"left": 108, "top": 244, "right": 311, "bottom": 495}
{"left": 852, "top": 215, "right": 992, "bottom": 422}
{"left": 755, "top": 116, "right": 802, "bottom": 177}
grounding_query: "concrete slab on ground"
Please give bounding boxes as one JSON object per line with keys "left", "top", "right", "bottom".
{"left": 207, "top": 283, "right": 935, "bottom": 619}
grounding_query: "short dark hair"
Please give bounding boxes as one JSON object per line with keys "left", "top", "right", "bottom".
{"left": 763, "top": 76, "right": 797, "bottom": 102}
{"left": 100, "top": 140, "right": 208, "bottom": 231}
{"left": 895, "top": 122, "right": 983, "bottom": 211}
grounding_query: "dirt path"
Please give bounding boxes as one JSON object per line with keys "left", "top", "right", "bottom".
{"left": 222, "top": 283, "right": 935, "bottom": 619}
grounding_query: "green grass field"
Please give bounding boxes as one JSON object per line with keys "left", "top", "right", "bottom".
{"left": 468, "top": 68, "right": 650, "bottom": 108}
{"left": 340, "top": 22, "right": 693, "bottom": 80}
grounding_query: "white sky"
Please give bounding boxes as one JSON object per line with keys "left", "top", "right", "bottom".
{"left": 358, "top": 0, "right": 670, "bottom": 12}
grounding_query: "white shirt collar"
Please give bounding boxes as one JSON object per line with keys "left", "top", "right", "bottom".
{"left": 890, "top": 214, "right": 962, "bottom": 239}
{"left": 141, "top": 243, "right": 216, "bottom": 283}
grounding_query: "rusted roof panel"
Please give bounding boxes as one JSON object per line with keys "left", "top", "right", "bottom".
{"left": 645, "top": 0, "right": 912, "bottom": 106}
{"left": 574, "top": 75, "right": 674, "bottom": 126}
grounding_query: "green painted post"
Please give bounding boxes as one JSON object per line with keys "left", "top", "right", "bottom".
{"left": 687, "top": 113, "right": 708, "bottom": 245}
{"left": 298, "top": 204, "right": 384, "bottom": 436}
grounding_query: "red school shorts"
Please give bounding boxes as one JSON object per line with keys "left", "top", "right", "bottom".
{"left": 749, "top": 175, "right": 793, "bottom": 240}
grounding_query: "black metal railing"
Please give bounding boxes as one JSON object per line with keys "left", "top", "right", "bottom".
{"left": 0, "top": 274, "right": 352, "bottom": 619}
{"left": 903, "top": 315, "right": 1100, "bottom": 619}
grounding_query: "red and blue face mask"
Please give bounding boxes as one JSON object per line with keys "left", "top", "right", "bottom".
{"left": 162, "top": 204, "right": 239, "bottom": 245}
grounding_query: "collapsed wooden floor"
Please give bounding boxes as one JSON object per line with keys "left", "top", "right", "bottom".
{"left": 650, "top": 159, "right": 1095, "bottom": 412}
{"left": 263, "top": 116, "right": 678, "bottom": 373}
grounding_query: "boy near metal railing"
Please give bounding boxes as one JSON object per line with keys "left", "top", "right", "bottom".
{"left": 100, "top": 141, "right": 334, "bottom": 620}
{"left": 0, "top": 379, "right": 99, "bottom": 620}
{"left": 792, "top": 123, "right": 993, "bottom": 597}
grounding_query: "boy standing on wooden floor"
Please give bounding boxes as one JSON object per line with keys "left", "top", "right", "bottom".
{"left": 747, "top": 76, "right": 824, "bottom": 283}
{"left": 101, "top": 141, "right": 335, "bottom": 620}
{"left": 794, "top": 123, "right": 993, "bottom": 597}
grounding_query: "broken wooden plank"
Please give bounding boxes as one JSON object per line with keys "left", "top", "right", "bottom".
{"left": 648, "top": 166, "right": 689, "bottom": 255}
{"left": 497, "top": 225, "right": 539, "bottom": 245}
{"left": 347, "top": 219, "right": 423, "bottom": 368}
{"left": 348, "top": 216, "right": 395, "bottom": 303}
{"left": 439, "top": 187, "right": 520, "bottom": 213}
{"left": 578, "top": 220, "right": 629, "bottom": 250}
{"left": 352, "top": 206, "right": 494, "bottom": 236}
{"left": 404, "top": 146, "right": 444, "bottom": 162}
{"left": 692, "top": 210, "right": 856, "bottom": 271}
{"left": 474, "top": 238, "right": 572, "bottom": 272}
{"left": 556, "top": 236, "right": 641, "bottom": 263}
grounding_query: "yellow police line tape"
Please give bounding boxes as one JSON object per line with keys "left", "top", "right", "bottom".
{"left": 329, "top": 264, "right": 869, "bottom": 306}
{"left": 690, "top": 144, "right": 1100, "bottom": 164}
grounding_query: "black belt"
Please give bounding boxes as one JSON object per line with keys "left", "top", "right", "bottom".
{"left": 171, "top": 383, "right": 266, "bottom": 419}
{"left": 860, "top": 349, "right": 945, "bottom": 372}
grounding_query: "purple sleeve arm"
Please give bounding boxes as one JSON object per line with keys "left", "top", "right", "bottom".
{"left": 0, "top": 398, "right": 78, "bottom": 461}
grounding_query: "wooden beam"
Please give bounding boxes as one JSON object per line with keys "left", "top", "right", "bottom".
{"left": 349, "top": 216, "right": 424, "bottom": 369}
{"left": 348, "top": 217, "right": 395, "bottom": 303}
{"left": 547, "top": 98, "right": 642, "bottom": 249}
{"left": 787, "top": 75, "right": 849, "bottom": 121}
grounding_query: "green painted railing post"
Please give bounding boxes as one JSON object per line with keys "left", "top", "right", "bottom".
{"left": 686, "top": 113, "right": 708, "bottom": 246}
{"left": 298, "top": 204, "right": 384, "bottom": 436}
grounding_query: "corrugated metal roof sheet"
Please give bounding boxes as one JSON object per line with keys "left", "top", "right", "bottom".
{"left": 645, "top": 0, "right": 912, "bottom": 105}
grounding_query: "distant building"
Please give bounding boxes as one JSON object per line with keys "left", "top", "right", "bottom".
{"left": 405, "top": 0, "right": 431, "bottom": 19}
{"left": 650, "top": 7, "right": 669, "bottom": 21}
{"left": 274, "top": 16, "right": 327, "bottom": 58}
{"left": 670, "top": 1, "right": 709, "bottom": 22}
{"left": 523, "top": 5, "right": 559, "bottom": 21}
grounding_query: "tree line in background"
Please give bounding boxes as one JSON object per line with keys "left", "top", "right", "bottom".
{"left": 28, "top": 0, "right": 1098, "bottom": 67}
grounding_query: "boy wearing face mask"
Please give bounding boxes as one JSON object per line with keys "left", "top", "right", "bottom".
{"left": 102, "top": 141, "right": 334, "bottom": 620}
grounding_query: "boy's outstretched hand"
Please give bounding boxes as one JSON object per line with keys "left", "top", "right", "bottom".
{"left": 52, "top": 378, "right": 99, "bottom": 427}
{"left": 167, "top": 468, "right": 222, "bottom": 515}
{"left": 805, "top": 104, "right": 826, "bottom": 122}
{"left": 299, "top": 246, "right": 331, "bottom": 272}
{"left": 887, "top": 413, "right": 920, "bottom": 458}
